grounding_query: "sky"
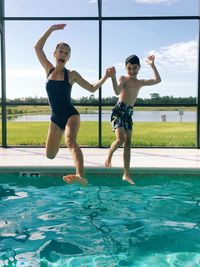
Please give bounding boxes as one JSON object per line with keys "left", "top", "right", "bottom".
{"left": 1, "top": 0, "right": 200, "bottom": 100}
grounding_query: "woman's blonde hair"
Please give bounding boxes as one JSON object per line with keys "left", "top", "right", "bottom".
{"left": 55, "top": 42, "right": 71, "bottom": 52}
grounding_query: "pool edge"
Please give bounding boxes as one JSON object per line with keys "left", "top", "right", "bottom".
{"left": 1, "top": 165, "right": 200, "bottom": 176}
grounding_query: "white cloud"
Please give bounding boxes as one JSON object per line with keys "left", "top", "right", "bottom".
{"left": 134, "top": 0, "right": 180, "bottom": 5}
{"left": 89, "top": 0, "right": 97, "bottom": 4}
{"left": 114, "top": 62, "right": 125, "bottom": 70}
{"left": 77, "top": 68, "right": 98, "bottom": 75}
{"left": 114, "top": 38, "right": 197, "bottom": 76}
{"left": 7, "top": 65, "right": 44, "bottom": 80}
{"left": 148, "top": 39, "right": 198, "bottom": 73}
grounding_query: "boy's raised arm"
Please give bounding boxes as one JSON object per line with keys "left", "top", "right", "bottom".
{"left": 142, "top": 55, "right": 161, "bottom": 86}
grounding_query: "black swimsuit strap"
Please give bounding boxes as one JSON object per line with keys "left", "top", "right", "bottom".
{"left": 47, "top": 68, "right": 69, "bottom": 83}
{"left": 64, "top": 68, "right": 69, "bottom": 83}
{"left": 47, "top": 68, "right": 55, "bottom": 78}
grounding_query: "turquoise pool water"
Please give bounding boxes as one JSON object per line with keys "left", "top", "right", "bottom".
{"left": 0, "top": 173, "right": 200, "bottom": 267}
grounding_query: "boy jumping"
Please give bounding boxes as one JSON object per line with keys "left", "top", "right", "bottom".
{"left": 105, "top": 55, "right": 161, "bottom": 185}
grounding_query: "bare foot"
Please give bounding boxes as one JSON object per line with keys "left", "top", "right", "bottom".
{"left": 122, "top": 175, "right": 135, "bottom": 185}
{"left": 105, "top": 157, "right": 112, "bottom": 167}
{"left": 63, "top": 174, "right": 88, "bottom": 186}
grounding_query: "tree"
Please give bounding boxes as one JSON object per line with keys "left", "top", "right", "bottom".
{"left": 150, "top": 93, "right": 160, "bottom": 99}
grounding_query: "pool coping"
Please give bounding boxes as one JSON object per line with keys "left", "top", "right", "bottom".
{"left": 1, "top": 166, "right": 200, "bottom": 177}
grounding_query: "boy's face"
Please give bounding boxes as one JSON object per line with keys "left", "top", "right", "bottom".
{"left": 54, "top": 45, "right": 71, "bottom": 66}
{"left": 126, "top": 63, "right": 140, "bottom": 77}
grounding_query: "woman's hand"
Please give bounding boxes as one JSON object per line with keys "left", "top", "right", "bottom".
{"left": 49, "top": 24, "right": 66, "bottom": 32}
{"left": 106, "top": 66, "right": 116, "bottom": 79}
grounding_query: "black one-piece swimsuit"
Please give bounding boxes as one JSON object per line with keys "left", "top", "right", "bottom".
{"left": 46, "top": 68, "right": 79, "bottom": 130}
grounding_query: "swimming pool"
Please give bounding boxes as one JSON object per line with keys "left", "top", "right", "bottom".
{"left": 0, "top": 168, "right": 200, "bottom": 267}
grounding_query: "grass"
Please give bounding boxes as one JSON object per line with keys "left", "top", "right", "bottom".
{"left": 0, "top": 121, "right": 196, "bottom": 147}
{"left": 102, "top": 122, "right": 196, "bottom": 147}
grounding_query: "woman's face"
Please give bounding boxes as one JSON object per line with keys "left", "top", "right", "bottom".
{"left": 54, "top": 44, "right": 71, "bottom": 66}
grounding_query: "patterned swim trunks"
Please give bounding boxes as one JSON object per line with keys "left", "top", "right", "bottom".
{"left": 111, "top": 101, "right": 134, "bottom": 131}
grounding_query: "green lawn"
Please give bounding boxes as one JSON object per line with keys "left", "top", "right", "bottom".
{"left": 0, "top": 121, "right": 196, "bottom": 147}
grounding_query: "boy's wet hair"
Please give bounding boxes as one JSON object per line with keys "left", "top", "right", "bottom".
{"left": 55, "top": 42, "right": 71, "bottom": 52}
{"left": 125, "top": 55, "right": 140, "bottom": 66}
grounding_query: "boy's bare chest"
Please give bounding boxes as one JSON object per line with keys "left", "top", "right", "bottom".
{"left": 125, "top": 79, "right": 140, "bottom": 89}
{"left": 123, "top": 80, "right": 140, "bottom": 95}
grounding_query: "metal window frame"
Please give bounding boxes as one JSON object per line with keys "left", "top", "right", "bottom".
{"left": 1, "top": 0, "right": 200, "bottom": 148}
